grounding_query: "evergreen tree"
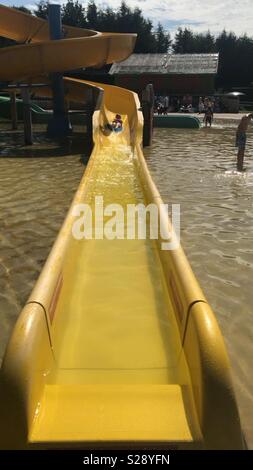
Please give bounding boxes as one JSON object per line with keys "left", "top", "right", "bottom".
{"left": 194, "top": 31, "right": 216, "bottom": 53}
{"left": 62, "top": 0, "right": 86, "bottom": 28}
{"left": 33, "top": 0, "right": 169, "bottom": 54}
{"left": 155, "top": 23, "right": 171, "bottom": 53}
{"left": 86, "top": 1, "right": 98, "bottom": 29}
{"left": 172, "top": 28, "right": 196, "bottom": 53}
{"left": 98, "top": 7, "right": 115, "bottom": 32}
{"left": 215, "top": 30, "right": 238, "bottom": 87}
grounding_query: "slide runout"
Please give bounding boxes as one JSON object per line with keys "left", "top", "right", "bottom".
{"left": 0, "top": 5, "right": 244, "bottom": 449}
{"left": 30, "top": 385, "right": 201, "bottom": 449}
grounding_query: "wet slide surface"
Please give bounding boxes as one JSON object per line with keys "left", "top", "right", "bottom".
{"left": 30, "top": 125, "right": 194, "bottom": 445}
{"left": 51, "top": 126, "right": 182, "bottom": 386}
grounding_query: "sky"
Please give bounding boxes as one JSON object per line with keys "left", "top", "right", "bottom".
{"left": 2, "top": 0, "right": 253, "bottom": 37}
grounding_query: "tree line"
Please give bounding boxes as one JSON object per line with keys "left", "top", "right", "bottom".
{"left": 173, "top": 28, "right": 253, "bottom": 89}
{"left": 1, "top": 1, "right": 253, "bottom": 89}
{"left": 34, "top": 1, "right": 171, "bottom": 54}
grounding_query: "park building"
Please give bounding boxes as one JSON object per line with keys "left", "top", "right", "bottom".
{"left": 109, "top": 53, "right": 219, "bottom": 109}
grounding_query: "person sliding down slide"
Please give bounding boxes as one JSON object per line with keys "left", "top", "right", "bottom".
{"left": 112, "top": 114, "right": 123, "bottom": 132}
{"left": 102, "top": 114, "right": 123, "bottom": 134}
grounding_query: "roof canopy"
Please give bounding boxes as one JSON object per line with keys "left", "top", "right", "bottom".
{"left": 110, "top": 53, "right": 219, "bottom": 75}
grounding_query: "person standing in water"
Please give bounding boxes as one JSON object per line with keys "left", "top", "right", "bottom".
{"left": 204, "top": 106, "right": 213, "bottom": 127}
{"left": 235, "top": 113, "right": 253, "bottom": 171}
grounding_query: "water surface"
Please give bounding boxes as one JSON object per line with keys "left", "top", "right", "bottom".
{"left": 145, "top": 121, "right": 253, "bottom": 447}
{"left": 0, "top": 123, "right": 86, "bottom": 362}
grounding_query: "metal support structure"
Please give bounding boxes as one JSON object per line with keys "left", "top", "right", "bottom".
{"left": 0, "top": 84, "right": 48, "bottom": 142}
{"left": 21, "top": 88, "right": 33, "bottom": 145}
{"left": 47, "top": 4, "right": 72, "bottom": 137}
{"left": 142, "top": 84, "right": 154, "bottom": 147}
{"left": 86, "top": 88, "right": 95, "bottom": 154}
{"left": 10, "top": 91, "right": 18, "bottom": 130}
{"left": 1, "top": 83, "right": 48, "bottom": 90}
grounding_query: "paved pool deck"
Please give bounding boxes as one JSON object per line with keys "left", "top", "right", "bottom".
{"left": 168, "top": 113, "right": 245, "bottom": 121}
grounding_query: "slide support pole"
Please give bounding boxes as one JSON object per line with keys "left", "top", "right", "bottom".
{"left": 47, "top": 4, "right": 72, "bottom": 138}
{"left": 10, "top": 91, "right": 18, "bottom": 130}
{"left": 142, "top": 83, "right": 154, "bottom": 147}
{"left": 21, "top": 88, "right": 33, "bottom": 145}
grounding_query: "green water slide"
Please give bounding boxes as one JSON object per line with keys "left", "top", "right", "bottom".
{"left": 154, "top": 114, "right": 201, "bottom": 129}
{"left": 0, "top": 95, "right": 51, "bottom": 123}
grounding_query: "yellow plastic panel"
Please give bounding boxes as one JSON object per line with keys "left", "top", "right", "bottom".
{"left": 30, "top": 384, "right": 199, "bottom": 448}
{"left": 184, "top": 302, "right": 244, "bottom": 449}
{"left": 0, "top": 4, "right": 97, "bottom": 43}
{"left": 0, "top": 5, "right": 136, "bottom": 82}
{"left": 0, "top": 303, "right": 53, "bottom": 449}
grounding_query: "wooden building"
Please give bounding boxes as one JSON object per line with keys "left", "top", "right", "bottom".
{"left": 109, "top": 53, "right": 219, "bottom": 97}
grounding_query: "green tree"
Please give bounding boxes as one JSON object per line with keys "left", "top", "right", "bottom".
{"left": 194, "top": 31, "right": 216, "bottom": 53}
{"left": 62, "top": 0, "right": 86, "bottom": 27}
{"left": 155, "top": 23, "right": 171, "bottom": 53}
{"left": 34, "top": 0, "right": 49, "bottom": 19}
{"left": 236, "top": 35, "right": 253, "bottom": 86}
{"left": 215, "top": 30, "right": 238, "bottom": 87}
{"left": 215, "top": 30, "right": 253, "bottom": 88}
{"left": 115, "top": 3, "right": 157, "bottom": 53}
{"left": 172, "top": 27, "right": 196, "bottom": 53}
{"left": 98, "top": 7, "right": 116, "bottom": 32}
{"left": 86, "top": 1, "right": 98, "bottom": 29}
{"left": 172, "top": 28, "right": 216, "bottom": 54}
{"left": 32, "top": 0, "right": 171, "bottom": 54}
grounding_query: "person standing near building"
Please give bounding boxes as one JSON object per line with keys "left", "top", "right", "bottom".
{"left": 164, "top": 95, "right": 169, "bottom": 114}
{"left": 198, "top": 97, "right": 204, "bottom": 114}
{"left": 235, "top": 113, "right": 253, "bottom": 171}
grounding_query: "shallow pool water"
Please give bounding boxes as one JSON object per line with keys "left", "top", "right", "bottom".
{"left": 0, "top": 124, "right": 85, "bottom": 365}
{"left": 144, "top": 121, "right": 253, "bottom": 447}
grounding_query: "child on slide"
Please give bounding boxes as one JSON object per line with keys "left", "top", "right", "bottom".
{"left": 112, "top": 114, "right": 123, "bottom": 132}
{"left": 103, "top": 114, "right": 123, "bottom": 132}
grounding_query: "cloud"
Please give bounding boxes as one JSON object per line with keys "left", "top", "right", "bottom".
{"left": 2, "top": 0, "right": 253, "bottom": 36}
{"left": 115, "top": 0, "right": 253, "bottom": 36}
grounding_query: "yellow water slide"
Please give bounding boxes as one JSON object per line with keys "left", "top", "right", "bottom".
{"left": 0, "top": 5, "right": 244, "bottom": 449}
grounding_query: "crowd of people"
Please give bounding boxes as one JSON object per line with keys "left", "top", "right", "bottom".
{"left": 154, "top": 93, "right": 252, "bottom": 172}
{"left": 154, "top": 95, "right": 221, "bottom": 127}
{"left": 154, "top": 94, "right": 222, "bottom": 114}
